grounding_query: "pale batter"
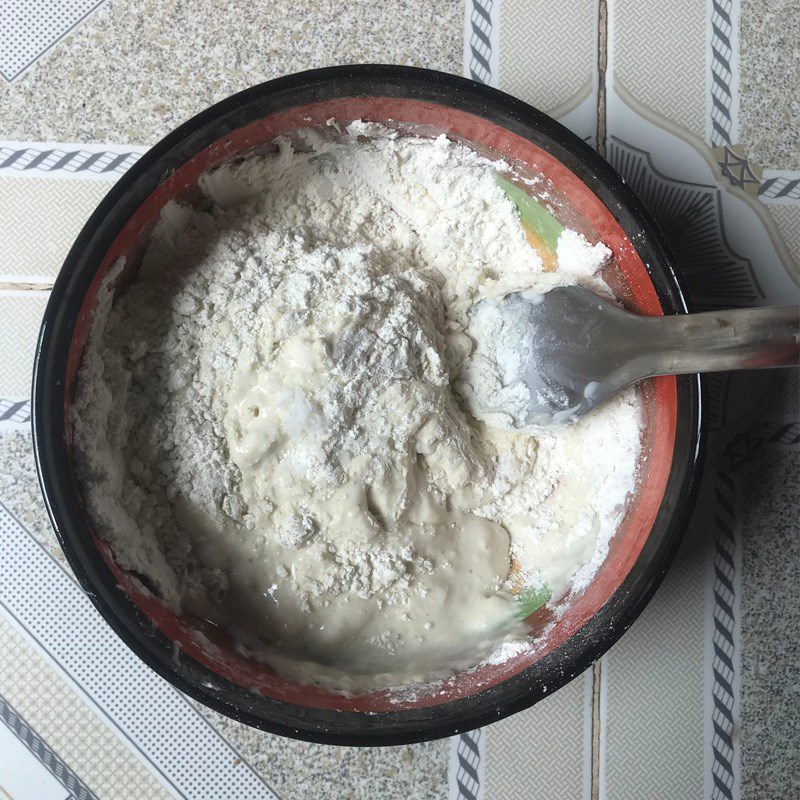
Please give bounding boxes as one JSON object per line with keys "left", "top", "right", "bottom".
{"left": 73, "top": 122, "right": 643, "bottom": 692}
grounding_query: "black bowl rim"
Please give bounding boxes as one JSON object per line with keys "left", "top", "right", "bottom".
{"left": 32, "top": 64, "right": 704, "bottom": 746}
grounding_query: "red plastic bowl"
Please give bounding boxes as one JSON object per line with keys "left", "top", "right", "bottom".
{"left": 33, "top": 66, "right": 703, "bottom": 745}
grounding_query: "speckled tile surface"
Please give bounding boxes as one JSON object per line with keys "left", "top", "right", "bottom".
{"left": 0, "top": 429, "right": 82, "bottom": 571}
{"left": 738, "top": 0, "right": 800, "bottom": 275}
{"left": 739, "top": 0, "right": 800, "bottom": 170}
{"left": 737, "top": 372, "right": 799, "bottom": 800}
{"left": 0, "top": 0, "right": 462, "bottom": 146}
{"left": 740, "top": 446, "right": 800, "bottom": 799}
{"left": 185, "top": 707, "right": 448, "bottom": 800}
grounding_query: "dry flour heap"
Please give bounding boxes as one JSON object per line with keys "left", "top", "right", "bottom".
{"left": 73, "top": 123, "right": 642, "bottom": 692}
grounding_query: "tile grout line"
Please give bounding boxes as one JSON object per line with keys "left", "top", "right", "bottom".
{"left": 591, "top": 662, "right": 603, "bottom": 800}
{"left": 0, "top": 282, "right": 53, "bottom": 292}
{"left": 596, "top": 0, "right": 608, "bottom": 158}
{"left": 592, "top": 2, "right": 609, "bottom": 799}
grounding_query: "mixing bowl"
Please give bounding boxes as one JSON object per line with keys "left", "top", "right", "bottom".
{"left": 32, "top": 65, "right": 704, "bottom": 745}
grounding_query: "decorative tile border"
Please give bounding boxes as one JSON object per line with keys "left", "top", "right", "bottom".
{"left": 708, "top": 0, "right": 740, "bottom": 148}
{"left": 606, "top": 125, "right": 791, "bottom": 800}
{"left": 0, "top": 398, "right": 31, "bottom": 425}
{"left": 759, "top": 419, "right": 800, "bottom": 449}
{"left": 758, "top": 171, "right": 800, "bottom": 204}
{"left": 712, "top": 149, "right": 800, "bottom": 206}
{"left": 0, "top": 692, "right": 100, "bottom": 800}
{"left": 0, "top": 500, "right": 279, "bottom": 800}
{"left": 463, "top": 0, "right": 498, "bottom": 87}
{"left": 0, "top": 141, "right": 144, "bottom": 180}
{"left": 714, "top": 145, "right": 760, "bottom": 193}
{"left": 607, "top": 136, "right": 764, "bottom": 314}
{"left": 448, "top": 730, "right": 483, "bottom": 800}
{"left": 708, "top": 463, "right": 740, "bottom": 800}
{"left": 706, "top": 1, "right": 798, "bottom": 205}
{"left": 601, "top": 0, "right": 795, "bottom": 786}
{"left": 704, "top": 418, "right": 799, "bottom": 800}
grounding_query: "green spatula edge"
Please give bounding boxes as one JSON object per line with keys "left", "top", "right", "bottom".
{"left": 496, "top": 176, "right": 564, "bottom": 253}
{"left": 515, "top": 584, "right": 552, "bottom": 619}
{"left": 496, "top": 175, "right": 560, "bottom": 623}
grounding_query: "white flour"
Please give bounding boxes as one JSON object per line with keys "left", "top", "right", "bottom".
{"left": 73, "top": 123, "right": 642, "bottom": 692}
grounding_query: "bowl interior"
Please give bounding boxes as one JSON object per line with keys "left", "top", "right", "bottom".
{"left": 63, "top": 95, "right": 677, "bottom": 715}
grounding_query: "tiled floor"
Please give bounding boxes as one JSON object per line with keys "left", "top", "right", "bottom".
{"left": 0, "top": 0, "right": 463, "bottom": 145}
{"left": 0, "top": 2, "right": 797, "bottom": 799}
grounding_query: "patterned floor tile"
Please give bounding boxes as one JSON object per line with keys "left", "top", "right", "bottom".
{"left": 499, "top": 0, "right": 596, "bottom": 116}
{"left": 0, "top": 0, "right": 107, "bottom": 82}
{"left": 611, "top": 0, "right": 706, "bottom": 139}
{"left": 492, "top": 0, "right": 598, "bottom": 142}
{"left": 600, "top": 517, "right": 707, "bottom": 799}
{"left": 483, "top": 674, "right": 589, "bottom": 800}
{"left": 0, "top": 176, "right": 113, "bottom": 281}
{"left": 0, "top": 291, "right": 48, "bottom": 395}
{"left": 604, "top": 3, "right": 799, "bottom": 799}
{"left": 0, "top": 0, "right": 462, "bottom": 146}
{"left": 0, "top": 615, "right": 170, "bottom": 800}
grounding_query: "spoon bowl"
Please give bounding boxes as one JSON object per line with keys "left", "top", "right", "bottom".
{"left": 470, "top": 285, "right": 799, "bottom": 429}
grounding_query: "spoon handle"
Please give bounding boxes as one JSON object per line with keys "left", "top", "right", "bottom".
{"left": 637, "top": 305, "right": 799, "bottom": 376}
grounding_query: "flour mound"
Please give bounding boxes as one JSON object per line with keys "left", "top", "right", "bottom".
{"left": 73, "top": 124, "right": 642, "bottom": 692}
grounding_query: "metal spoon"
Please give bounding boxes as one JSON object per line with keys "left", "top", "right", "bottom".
{"left": 467, "top": 286, "right": 800, "bottom": 429}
